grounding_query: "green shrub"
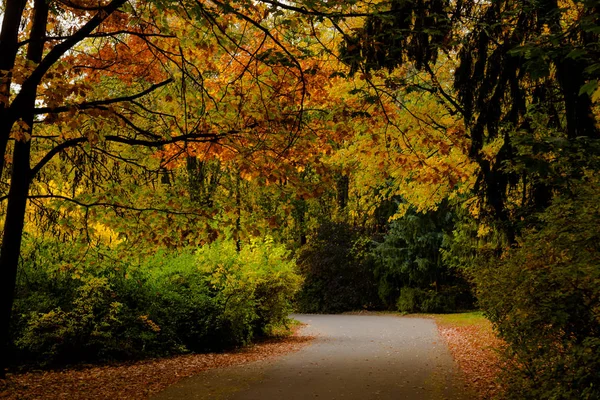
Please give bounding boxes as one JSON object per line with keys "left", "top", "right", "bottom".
{"left": 464, "top": 179, "right": 600, "bottom": 399}
{"left": 10, "top": 236, "right": 301, "bottom": 367}
{"left": 396, "top": 287, "right": 457, "bottom": 313}
{"left": 295, "top": 222, "right": 380, "bottom": 313}
{"left": 191, "top": 237, "right": 301, "bottom": 347}
{"left": 12, "top": 242, "right": 164, "bottom": 364}
{"left": 16, "top": 277, "right": 139, "bottom": 363}
{"left": 374, "top": 204, "right": 473, "bottom": 312}
{"left": 396, "top": 287, "right": 420, "bottom": 313}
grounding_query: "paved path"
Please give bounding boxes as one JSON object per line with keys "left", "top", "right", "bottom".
{"left": 152, "top": 314, "right": 472, "bottom": 400}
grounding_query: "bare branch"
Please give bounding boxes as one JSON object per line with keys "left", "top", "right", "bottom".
{"left": 424, "top": 63, "right": 466, "bottom": 117}
{"left": 258, "top": 0, "right": 392, "bottom": 18}
{"left": 33, "top": 78, "right": 173, "bottom": 115}
{"left": 9, "top": 0, "right": 129, "bottom": 118}
{"left": 19, "top": 30, "right": 176, "bottom": 47}
{"left": 30, "top": 131, "right": 232, "bottom": 178}
{"left": 25, "top": 194, "right": 209, "bottom": 216}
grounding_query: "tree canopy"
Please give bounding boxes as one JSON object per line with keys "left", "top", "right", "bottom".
{"left": 2, "top": 0, "right": 600, "bottom": 396}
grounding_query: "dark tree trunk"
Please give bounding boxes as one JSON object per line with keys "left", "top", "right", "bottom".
{"left": 299, "top": 204, "right": 307, "bottom": 246}
{"left": 186, "top": 156, "right": 201, "bottom": 202}
{"left": 336, "top": 174, "right": 349, "bottom": 210}
{"left": 0, "top": 133, "right": 32, "bottom": 377}
{"left": 292, "top": 195, "right": 307, "bottom": 247}
{"left": 0, "top": 0, "right": 28, "bottom": 178}
{"left": 555, "top": 57, "right": 599, "bottom": 140}
{"left": 0, "top": 0, "right": 48, "bottom": 377}
{"left": 235, "top": 175, "right": 242, "bottom": 252}
{"left": 160, "top": 167, "right": 171, "bottom": 186}
{"left": 541, "top": 0, "right": 599, "bottom": 140}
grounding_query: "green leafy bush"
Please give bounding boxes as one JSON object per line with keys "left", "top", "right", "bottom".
{"left": 295, "top": 222, "right": 380, "bottom": 313}
{"left": 11, "top": 240, "right": 152, "bottom": 364}
{"left": 464, "top": 179, "right": 600, "bottom": 399}
{"left": 374, "top": 204, "right": 473, "bottom": 312}
{"left": 10, "top": 236, "right": 301, "bottom": 367}
{"left": 190, "top": 237, "right": 301, "bottom": 346}
{"left": 396, "top": 287, "right": 458, "bottom": 313}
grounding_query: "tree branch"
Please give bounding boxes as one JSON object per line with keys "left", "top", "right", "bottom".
{"left": 33, "top": 78, "right": 173, "bottom": 114}
{"left": 9, "top": 0, "right": 129, "bottom": 117}
{"left": 206, "top": 0, "right": 307, "bottom": 145}
{"left": 57, "top": 0, "right": 116, "bottom": 11}
{"left": 24, "top": 194, "right": 210, "bottom": 216}
{"left": 424, "top": 63, "right": 466, "bottom": 117}
{"left": 258, "top": 0, "right": 393, "bottom": 18}
{"left": 30, "top": 131, "right": 230, "bottom": 178}
{"left": 19, "top": 30, "right": 176, "bottom": 47}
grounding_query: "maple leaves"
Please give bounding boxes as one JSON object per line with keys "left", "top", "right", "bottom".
{"left": 327, "top": 64, "right": 477, "bottom": 219}
{"left": 4, "top": 4, "right": 591, "bottom": 397}
{"left": 1, "top": 1, "right": 464, "bottom": 264}
{"left": 5, "top": 0, "right": 583, "bottom": 381}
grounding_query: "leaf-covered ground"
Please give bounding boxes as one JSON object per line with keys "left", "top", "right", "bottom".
{"left": 434, "top": 312, "right": 505, "bottom": 399}
{"left": 0, "top": 331, "right": 313, "bottom": 400}
{"left": 1, "top": 313, "right": 505, "bottom": 400}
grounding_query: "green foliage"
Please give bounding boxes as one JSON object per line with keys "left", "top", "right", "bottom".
{"left": 373, "top": 204, "right": 473, "bottom": 313}
{"left": 295, "top": 204, "right": 473, "bottom": 314}
{"left": 461, "top": 178, "right": 600, "bottom": 399}
{"left": 11, "top": 240, "right": 158, "bottom": 364}
{"left": 192, "top": 237, "right": 301, "bottom": 342}
{"left": 396, "top": 287, "right": 458, "bottom": 314}
{"left": 295, "top": 222, "right": 380, "bottom": 313}
{"left": 10, "top": 236, "right": 300, "bottom": 367}
{"left": 16, "top": 277, "right": 125, "bottom": 362}
{"left": 433, "top": 311, "right": 486, "bottom": 327}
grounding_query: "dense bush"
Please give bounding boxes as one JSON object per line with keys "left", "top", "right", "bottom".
{"left": 10, "top": 236, "right": 301, "bottom": 367}
{"left": 295, "top": 207, "right": 473, "bottom": 314}
{"left": 396, "top": 287, "right": 460, "bottom": 313}
{"left": 295, "top": 222, "right": 380, "bottom": 313}
{"left": 455, "top": 180, "right": 600, "bottom": 399}
{"left": 373, "top": 205, "right": 474, "bottom": 313}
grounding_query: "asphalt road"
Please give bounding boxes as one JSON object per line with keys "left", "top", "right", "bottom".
{"left": 152, "top": 314, "right": 472, "bottom": 400}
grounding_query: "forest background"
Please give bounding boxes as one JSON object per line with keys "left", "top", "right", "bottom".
{"left": 1, "top": 0, "right": 599, "bottom": 398}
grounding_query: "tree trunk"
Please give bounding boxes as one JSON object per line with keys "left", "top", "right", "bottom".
{"left": 295, "top": 197, "right": 307, "bottom": 246}
{"left": 336, "top": 173, "right": 349, "bottom": 211}
{"left": 298, "top": 204, "right": 307, "bottom": 246}
{"left": 0, "top": 0, "right": 48, "bottom": 377}
{"left": 0, "top": 0, "right": 28, "bottom": 178}
{"left": 187, "top": 156, "right": 201, "bottom": 202}
{"left": 235, "top": 174, "right": 242, "bottom": 252}
{"left": 0, "top": 137, "right": 32, "bottom": 377}
{"left": 555, "top": 57, "right": 599, "bottom": 140}
{"left": 542, "top": 0, "right": 599, "bottom": 140}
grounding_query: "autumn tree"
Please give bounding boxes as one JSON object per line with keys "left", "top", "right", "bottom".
{"left": 1, "top": 0, "right": 404, "bottom": 374}
{"left": 0, "top": 0, "right": 323, "bottom": 373}
{"left": 339, "top": 0, "right": 600, "bottom": 235}
{"left": 333, "top": 1, "right": 600, "bottom": 396}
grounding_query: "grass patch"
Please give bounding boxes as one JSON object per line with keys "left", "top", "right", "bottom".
{"left": 433, "top": 311, "right": 488, "bottom": 327}
{"left": 265, "top": 318, "right": 304, "bottom": 338}
{"left": 433, "top": 311, "right": 504, "bottom": 399}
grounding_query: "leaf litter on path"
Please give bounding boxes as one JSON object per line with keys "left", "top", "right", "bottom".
{"left": 0, "top": 330, "right": 313, "bottom": 400}
{"left": 434, "top": 316, "right": 506, "bottom": 399}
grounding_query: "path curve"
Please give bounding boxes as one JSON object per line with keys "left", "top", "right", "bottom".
{"left": 152, "top": 314, "right": 472, "bottom": 400}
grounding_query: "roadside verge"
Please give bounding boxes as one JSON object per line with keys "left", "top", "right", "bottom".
{"left": 0, "top": 327, "right": 313, "bottom": 400}
{"left": 433, "top": 312, "right": 505, "bottom": 399}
